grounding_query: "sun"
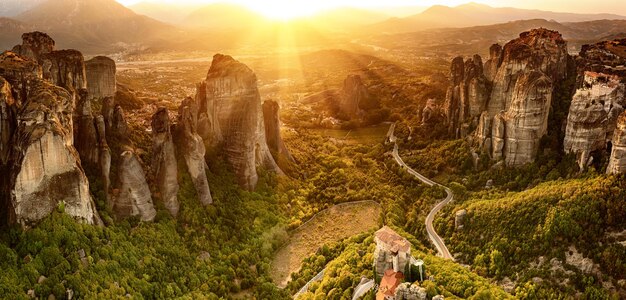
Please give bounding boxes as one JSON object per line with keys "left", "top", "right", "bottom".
{"left": 234, "top": 0, "right": 325, "bottom": 20}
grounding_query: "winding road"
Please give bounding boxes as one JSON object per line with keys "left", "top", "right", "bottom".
{"left": 389, "top": 125, "right": 454, "bottom": 261}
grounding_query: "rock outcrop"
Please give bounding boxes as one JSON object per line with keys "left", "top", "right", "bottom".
{"left": 607, "top": 112, "right": 626, "bottom": 174}
{"left": 2, "top": 79, "right": 101, "bottom": 226}
{"left": 339, "top": 75, "right": 374, "bottom": 119}
{"left": 194, "top": 54, "right": 282, "bottom": 190}
{"left": 11, "top": 32, "right": 55, "bottom": 61}
{"left": 95, "top": 115, "right": 111, "bottom": 204}
{"left": 443, "top": 55, "right": 489, "bottom": 137}
{"left": 113, "top": 151, "right": 157, "bottom": 221}
{"left": 74, "top": 89, "right": 99, "bottom": 166}
{"left": 444, "top": 29, "right": 570, "bottom": 166}
{"left": 0, "top": 77, "right": 15, "bottom": 164}
{"left": 579, "top": 38, "right": 626, "bottom": 77}
{"left": 262, "top": 100, "right": 293, "bottom": 162}
{"left": 421, "top": 99, "right": 442, "bottom": 126}
{"left": 564, "top": 72, "right": 625, "bottom": 169}
{"left": 39, "top": 49, "right": 87, "bottom": 94}
{"left": 85, "top": 56, "right": 116, "bottom": 101}
{"left": 151, "top": 108, "right": 180, "bottom": 216}
{"left": 178, "top": 102, "right": 212, "bottom": 205}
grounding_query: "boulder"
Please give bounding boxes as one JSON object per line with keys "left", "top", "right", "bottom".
{"left": 2, "top": 79, "right": 101, "bottom": 226}
{"left": 85, "top": 56, "right": 116, "bottom": 101}
{"left": 151, "top": 108, "right": 180, "bottom": 216}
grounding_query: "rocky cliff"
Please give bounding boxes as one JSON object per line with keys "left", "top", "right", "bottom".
{"left": 444, "top": 28, "right": 570, "bottom": 166}
{"left": 262, "top": 100, "right": 293, "bottom": 162}
{"left": 113, "top": 150, "right": 157, "bottom": 222}
{"left": 564, "top": 72, "right": 625, "bottom": 169}
{"left": 74, "top": 89, "right": 99, "bottom": 166}
{"left": 339, "top": 75, "right": 374, "bottom": 119}
{"left": 607, "top": 112, "right": 626, "bottom": 174}
{"left": 443, "top": 55, "right": 489, "bottom": 137}
{"left": 151, "top": 108, "right": 180, "bottom": 216}
{"left": 11, "top": 31, "right": 55, "bottom": 61}
{"left": 1, "top": 78, "right": 101, "bottom": 226}
{"left": 195, "top": 54, "right": 282, "bottom": 190}
{"left": 39, "top": 49, "right": 87, "bottom": 94}
{"left": 85, "top": 56, "right": 116, "bottom": 100}
{"left": 178, "top": 100, "right": 212, "bottom": 205}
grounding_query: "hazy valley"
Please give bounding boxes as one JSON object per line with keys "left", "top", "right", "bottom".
{"left": 1, "top": 0, "right": 626, "bottom": 299}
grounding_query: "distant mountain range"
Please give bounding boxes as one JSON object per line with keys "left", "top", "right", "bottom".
{"left": 0, "top": 0, "right": 181, "bottom": 53}
{"left": 364, "top": 18, "right": 626, "bottom": 58}
{"left": 0, "top": 1, "right": 625, "bottom": 55}
{"left": 0, "top": 0, "right": 45, "bottom": 17}
{"left": 375, "top": 2, "right": 626, "bottom": 33}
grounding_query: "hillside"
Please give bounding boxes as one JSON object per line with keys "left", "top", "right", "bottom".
{"left": 0, "top": 0, "right": 45, "bottom": 17}
{"left": 375, "top": 2, "right": 626, "bottom": 33}
{"left": 13, "top": 0, "right": 179, "bottom": 53}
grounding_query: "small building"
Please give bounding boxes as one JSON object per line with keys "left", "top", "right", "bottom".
{"left": 377, "top": 269, "right": 404, "bottom": 300}
{"left": 374, "top": 226, "right": 412, "bottom": 278}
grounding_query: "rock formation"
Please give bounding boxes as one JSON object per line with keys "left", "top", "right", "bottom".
{"left": 95, "top": 115, "right": 111, "bottom": 203}
{"left": 39, "top": 49, "right": 87, "bottom": 95}
{"left": 444, "top": 29, "right": 570, "bottom": 166}
{"left": 564, "top": 72, "right": 625, "bottom": 169}
{"left": 339, "top": 75, "right": 373, "bottom": 119}
{"left": 11, "top": 31, "right": 55, "bottom": 61}
{"left": 443, "top": 55, "right": 489, "bottom": 137}
{"left": 151, "top": 108, "right": 180, "bottom": 216}
{"left": 0, "top": 77, "right": 15, "bottom": 164}
{"left": 421, "top": 99, "right": 442, "bottom": 126}
{"left": 0, "top": 51, "right": 42, "bottom": 104}
{"left": 101, "top": 96, "right": 115, "bottom": 128}
{"left": 194, "top": 54, "right": 282, "bottom": 190}
{"left": 262, "top": 100, "right": 293, "bottom": 162}
{"left": 113, "top": 150, "right": 157, "bottom": 221}
{"left": 74, "top": 89, "right": 99, "bottom": 166}
{"left": 2, "top": 79, "right": 101, "bottom": 226}
{"left": 178, "top": 102, "right": 212, "bottom": 205}
{"left": 607, "top": 112, "right": 626, "bottom": 174}
{"left": 85, "top": 56, "right": 116, "bottom": 101}
{"left": 579, "top": 38, "right": 626, "bottom": 77}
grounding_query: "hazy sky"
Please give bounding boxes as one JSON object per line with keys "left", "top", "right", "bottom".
{"left": 116, "top": 0, "right": 626, "bottom": 18}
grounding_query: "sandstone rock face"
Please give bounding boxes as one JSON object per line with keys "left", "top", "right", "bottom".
{"left": 502, "top": 70, "right": 553, "bottom": 165}
{"left": 0, "top": 77, "right": 16, "bottom": 164}
{"left": 564, "top": 72, "right": 625, "bottom": 169}
{"left": 101, "top": 96, "right": 115, "bottom": 128}
{"left": 85, "top": 56, "right": 116, "bottom": 100}
{"left": 151, "top": 108, "right": 180, "bottom": 216}
{"left": 95, "top": 115, "right": 111, "bottom": 204}
{"left": 442, "top": 29, "right": 570, "bottom": 165}
{"left": 484, "top": 44, "right": 503, "bottom": 82}
{"left": 195, "top": 54, "right": 282, "bottom": 190}
{"left": 0, "top": 51, "right": 42, "bottom": 104}
{"left": 74, "top": 89, "right": 99, "bottom": 166}
{"left": 262, "top": 100, "right": 293, "bottom": 162}
{"left": 339, "top": 75, "right": 372, "bottom": 119}
{"left": 421, "top": 98, "right": 441, "bottom": 126}
{"left": 178, "top": 103, "right": 212, "bottom": 205}
{"left": 11, "top": 32, "right": 55, "bottom": 61}
{"left": 3, "top": 79, "right": 101, "bottom": 226}
{"left": 113, "top": 150, "right": 156, "bottom": 221}
{"left": 39, "top": 50, "right": 87, "bottom": 94}
{"left": 607, "top": 112, "right": 626, "bottom": 174}
{"left": 444, "top": 55, "right": 489, "bottom": 137}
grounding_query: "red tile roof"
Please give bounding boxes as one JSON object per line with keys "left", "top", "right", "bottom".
{"left": 376, "top": 270, "right": 404, "bottom": 300}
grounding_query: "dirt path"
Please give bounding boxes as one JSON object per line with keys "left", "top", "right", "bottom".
{"left": 270, "top": 201, "right": 381, "bottom": 288}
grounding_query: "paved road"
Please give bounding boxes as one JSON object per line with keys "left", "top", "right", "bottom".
{"left": 293, "top": 269, "right": 324, "bottom": 299}
{"left": 390, "top": 127, "right": 454, "bottom": 261}
{"left": 351, "top": 279, "right": 375, "bottom": 300}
